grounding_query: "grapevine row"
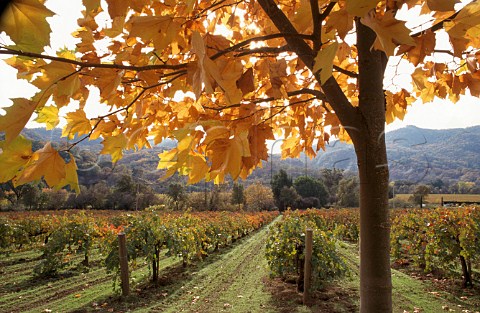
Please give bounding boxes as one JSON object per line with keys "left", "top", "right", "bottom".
{"left": 0, "top": 210, "right": 278, "bottom": 283}
{"left": 391, "top": 207, "right": 480, "bottom": 287}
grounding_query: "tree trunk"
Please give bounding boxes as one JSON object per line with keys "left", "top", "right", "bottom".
{"left": 353, "top": 19, "right": 392, "bottom": 313}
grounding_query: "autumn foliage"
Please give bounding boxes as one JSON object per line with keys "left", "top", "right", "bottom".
{"left": 0, "top": 0, "right": 478, "bottom": 188}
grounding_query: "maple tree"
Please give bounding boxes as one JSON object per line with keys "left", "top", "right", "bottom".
{"left": 1, "top": 0, "right": 480, "bottom": 311}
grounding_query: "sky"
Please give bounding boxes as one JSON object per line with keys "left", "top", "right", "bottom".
{"left": 0, "top": 0, "right": 479, "bottom": 133}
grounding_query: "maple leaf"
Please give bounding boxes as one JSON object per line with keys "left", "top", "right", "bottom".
{"left": 444, "top": 1, "right": 480, "bottom": 43}
{"left": 346, "top": 0, "right": 380, "bottom": 17}
{"left": 90, "top": 120, "right": 117, "bottom": 140}
{"left": 237, "top": 68, "right": 256, "bottom": 96}
{"left": 32, "top": 61, "right": 80, "bottom": 101}
{"left": 128, "top": 15, "right": 181, "bottom": 52}
{"left": 313, "top": 41, "right": 338, "bottom": 84}
{"left": 185, "top": 153, "right": 209, "bottom": 184}
{"left": 204, "top": 126, "right": 231, "bottom": 145}
{"left": 293, "top": 0, "right": 313, "bottom": 33}
{"left": 15, "top": 142, "right": 66, "bottom": 187}
{"left": 0, "top": 0, "right": 54, "bottom": 52}
{"left": 90, "top": 68, "right": 124, "bottom": 100}
{"left": 325, "top": 7, "right": 354, "bottom": 40}
{"left": 398, "top": 30, "right": 435, "bottom": 66}
{"left": 35, "top": 106, "right": 59, "bottom": 130}
{"left": 0, "top": 98, "right": 37, "bottom": 144}
{"left": 56, "top": 154, "right": 80, "bottom": 194}
{"left": 361, "top": 11, "right": 416, "bottom": 56}
{"left": 62, "top": 110, "right": 92, "bottom": 140}
{"left": 100, "top": 133, "right": 128, "bottom": 163}
{"left": 0, "top": 136, "right": 33, "bottom": 183}
{"left": 190, "top": 31, "right": 215, "bottom": 98}
{"left": 83, "top": 0, "right": 100, "bottom": 13}
{"left": 208, "top": 136, "right": 249, "bottom": 181}
{"left": 385, "top": 90, "right": 411, "bottom": 124}
{"left": 105, "top": 0, "right": 130, "bottom": 18}
{"left": 427, "top": 0, "right": 459, "bottom": 12}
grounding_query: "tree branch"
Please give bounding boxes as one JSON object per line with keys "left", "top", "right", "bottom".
{"left": 210, "top": 33, "right": 314, "bottom": 60}
{"left": 0, "top": 47, "right": 187, "bottom": 72}
{"left": 257, "top": 0, "right": 359, "bottom": 129}
{"left": 235, "top": 45, "right": 290, "bottom": 57}
{"left": 203, "top": 88, "right": 327, "bottom": 111}
{"left": 333, "top": 65, "right": 358, "bottom": 78}
{"left": 320, "top": 1, "right": 336, "bottom": 21}
{"left": 410, "top": 10, "right": 461, "bottom": 38}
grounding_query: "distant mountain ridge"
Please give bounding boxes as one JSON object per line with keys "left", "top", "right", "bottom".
{"left": 310, "top": 125, "right": 480, "bottom": 185}
{"left": 21, "top": 125, "right": 480, "bottom": 186}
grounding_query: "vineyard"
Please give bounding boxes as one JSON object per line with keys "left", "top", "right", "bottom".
{"left": 1, "top": 207, "right": 480, "bottom": 312}
{"left": 0, "top": 209, "right": 278, "bottom": 312}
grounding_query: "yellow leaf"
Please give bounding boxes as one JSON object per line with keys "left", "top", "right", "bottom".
{"left": 0, "top": 136, "right": 33, "bottom": 183}
{"left": 100, "top": 133, "right": 127, "bottom": 163}
{"left": 4, "top": 56, "right": 44, "bottom": 80}
{"left": 385, "top": 90, "right": 410, "bottom": 124}
{"left": 56, "top": 154, "right": 80, "bottom": 194}
{"left": 190, "top": 31, "right": 242, "bottom": 103}
{"left": 0, "top": 98, "right": 37, "bottom": 144}
{"left": 186, "top": 153, "right": 209, "bottom": 184}
{"left": 105, "top": 0, "right": 130, "bottom": 18}
{"left": 90, "top": 120, "right": 117, "bottom": 140}
{"left": 128, "top": 15, "right": 180, "bottom": 52}
{"left": 35, "top": 106, "right": 59, "bottom": 130}
{"left": 190, "top": 33, "right": 213, "bottom": 98}
{"left": 427, "top": 0, "right": 459, "bottom": 12}
{"left": 313, "top": 41, "right": 338, "bottom": 85}
{"left": 207, "top": 132, "right": 250, "bottom": 181}
{"left": 293, "top": 0, "right": 312, "bottom": 33}
{"left": 346, "top": 0, "right": 380, "bottom": 17}
{"left": 444, "top": 1, "right": 480, "bottom": 41}
{"left": 57, "top": 72, "right": 81, "bottom": 98}
{"left": 157, "top": 149, "right": 178, "bottom": 170}
{"left": 15, "top": 142, "right": 66, "bottom": 187}
{"left": 204, "top": 126, "right": 230, "bottom": 145}
{"left": 62, "top": 110, "right": 92, "bottom": 140}
{"left": 361, "top": 11, "right": 415, "bottom": 56}
{"left": 0, "top": 0, "right": 54, "bottom": 52}
{"left": 90, "top": 68, "right": 124, "bottom": 100}
{"left": 83, "top": 0, "right": 100, "bottom": 13}
{"left": 32, "top": 61, "right": 78, "bottom": 91}
{"left": 325, "top": 7, "right": 354, "bottom": 40}
{"left": 412, "top": 67, "right": 429, "bottom": 91}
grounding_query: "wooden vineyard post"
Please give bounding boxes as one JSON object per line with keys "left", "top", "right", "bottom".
{"left": 303, "top": 228, "right": 313, "bottom": 305}
{"left": 118, "top": 233, "right": 130, "bottom": 297}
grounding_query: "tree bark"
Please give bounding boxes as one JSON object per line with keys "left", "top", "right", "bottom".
{"left": 353, "top": 19, "right": 392, "bottom": 313}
